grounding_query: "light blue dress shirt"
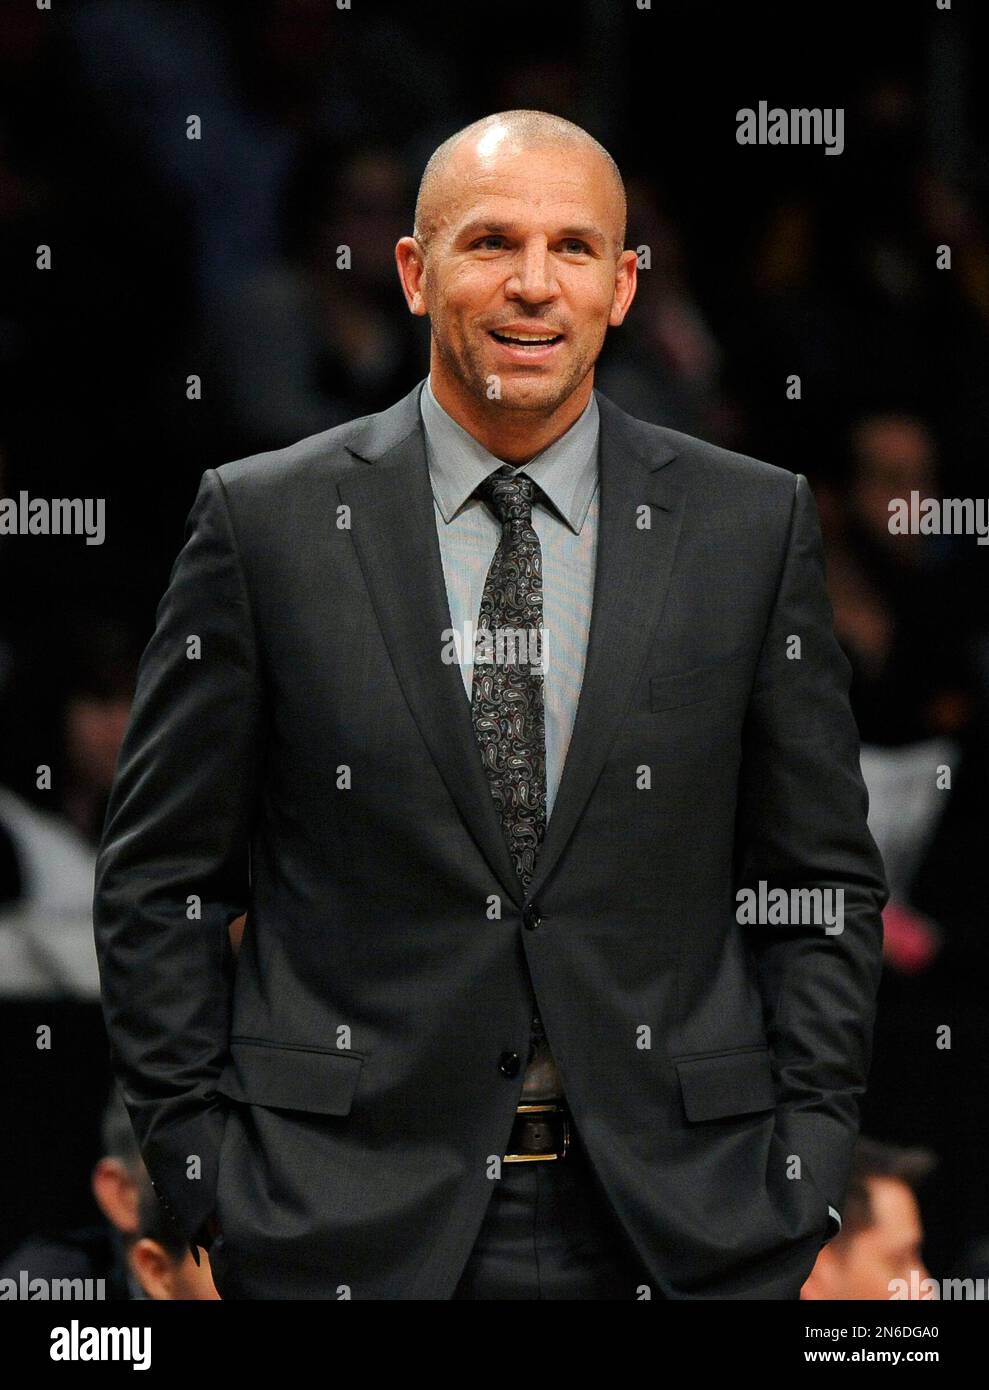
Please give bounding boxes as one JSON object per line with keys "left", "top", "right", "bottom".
{"left": 419, "top": 374, "right": 600, "bottom": 826}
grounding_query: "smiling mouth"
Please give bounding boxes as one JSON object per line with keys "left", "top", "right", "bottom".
{"left": 489, "top": 330, "right": 564, "bottom": 348}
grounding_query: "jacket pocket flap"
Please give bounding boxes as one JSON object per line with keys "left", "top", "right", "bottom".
{"left": 215, "top": 1040, "right": 364, "bottom": 1116}
{"left": 675, "top": 1046, "right": 776, "bottom": 1122}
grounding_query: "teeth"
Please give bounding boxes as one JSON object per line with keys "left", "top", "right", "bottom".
{"left": 494, "top": 332, "right": 559, "bottom": 343}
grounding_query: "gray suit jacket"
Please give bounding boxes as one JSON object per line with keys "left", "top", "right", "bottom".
{"left": 92, "top": 378, "right": 888, "bottom": 1299}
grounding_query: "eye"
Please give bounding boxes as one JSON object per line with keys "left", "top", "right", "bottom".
{"left": 473, "top": 235, "right": 507, "bottom": 250}
{"left": 561, "top": 239, "right": 591, "bottom": 254}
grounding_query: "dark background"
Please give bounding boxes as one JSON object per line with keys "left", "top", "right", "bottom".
{"left": 1, "top": 0, "right": 987, "bottom": 1282}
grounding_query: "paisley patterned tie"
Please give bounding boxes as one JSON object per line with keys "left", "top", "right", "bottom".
{"left": 471, "top": 466, "right": 561, "bottom": 1097}
{"left": 470, "top": 464, "right": 547, "bottom": 892}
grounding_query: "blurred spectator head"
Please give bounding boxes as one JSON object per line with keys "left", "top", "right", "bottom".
{"left": 320, "top": 147, "right": 413, "bottom": 291}
{"left": 94, "top": 1087, "right": 218, "bottom": 1300}
{"left": 56, "top": 612, "right": 139, "bottom": 840}
{"left": 752, "top": 197, "right": 820, "bottom": 296}
{"left": 129, "top": 1166, "right": 219, "bottom": 1300}
{"left": 801, "top": 1136, "right": 936, "bottom": 1300}
{"left": 847, "top": 411, "right": 939, "bottom": 555}
{"left": 283, "top": 137, "right": 414, "bottom": 293}
{"left": 89, "top": 1084, "right": 143, "bottom": 1241}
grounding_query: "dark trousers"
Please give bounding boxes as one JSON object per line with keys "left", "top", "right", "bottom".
{"left": 452, "top": 1130, "right": 657, "bottom": 1299}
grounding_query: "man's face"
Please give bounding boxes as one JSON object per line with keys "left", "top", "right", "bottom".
{"left": 406, "top": 138, "right": 635, "bottom": 414}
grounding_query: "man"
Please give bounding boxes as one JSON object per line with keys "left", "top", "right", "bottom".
{"left": 93, "top": 109, "right": 888, "bottom": 1299}
{"left": 801, "top": 1137, "right": 935, "bottom": 1299}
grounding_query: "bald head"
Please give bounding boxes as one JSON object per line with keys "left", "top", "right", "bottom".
{"left": 413, "top": 109, "right": 627, "bottom": 258}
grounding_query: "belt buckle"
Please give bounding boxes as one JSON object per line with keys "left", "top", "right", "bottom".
{"left": 503, "top": 1102, "right": 571, "bottom": 1163}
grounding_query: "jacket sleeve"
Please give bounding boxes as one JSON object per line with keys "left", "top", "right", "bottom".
{"left": 734, "top": 471, "right": 889, "bottom": 1227}
{"left": 93, "top": 468, "right": 264, "bottom": 1264}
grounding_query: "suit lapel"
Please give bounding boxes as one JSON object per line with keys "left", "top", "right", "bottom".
{"left": 522, "top": 391, "right": 685, "bottom": 904}
{"left": 338, "top": 379, "right": 686, "bottom": 911}
{"left": 338, "top": 381, "right": 525, "bottom": 908}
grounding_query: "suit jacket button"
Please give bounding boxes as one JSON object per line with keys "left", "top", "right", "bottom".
{"left": 522, "top": 903, "right": 541, "bottom": 931}
{"left": 498, "top": 1052, "right": 521, "bottom": 1077}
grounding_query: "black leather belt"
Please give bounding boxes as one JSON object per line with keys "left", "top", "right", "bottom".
{"left": 504, "top": 1101, "right": 571, "bottom": 1162}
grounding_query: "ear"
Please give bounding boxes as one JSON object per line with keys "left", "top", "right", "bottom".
{"left": 609, "top": 249, "right": 638, "bottom": 327}
{"left": 395, "top": 237, "right": 429, "bottom": 317}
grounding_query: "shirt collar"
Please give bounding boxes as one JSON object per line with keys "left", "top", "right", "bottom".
{"left": 419, "top": 373, "right": 599, "bottom": 534}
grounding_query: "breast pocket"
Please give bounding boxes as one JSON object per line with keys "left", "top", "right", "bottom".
{"left": 649, "top": 655, "right": 746, "bottom": 712}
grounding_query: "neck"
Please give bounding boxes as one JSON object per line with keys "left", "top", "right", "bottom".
{"left": 429, "top": 366, "right": 593, "bottom": 465}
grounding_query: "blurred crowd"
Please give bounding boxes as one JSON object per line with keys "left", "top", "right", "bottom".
{"left": 1, "top": 0, "right": 988, "bottom": 1297}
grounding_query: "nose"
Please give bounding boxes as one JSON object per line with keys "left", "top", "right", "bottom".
{"left": 506, "top": 240, "right": 559, "bottom": 304}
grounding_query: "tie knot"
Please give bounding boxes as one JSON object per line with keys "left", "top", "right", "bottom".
{"left": 476, "top": 465, "right": 539, "bottom": 526}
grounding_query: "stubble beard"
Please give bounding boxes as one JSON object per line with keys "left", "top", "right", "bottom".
{"left": 433, "top": 321, "right": 598, "bottom": 418}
